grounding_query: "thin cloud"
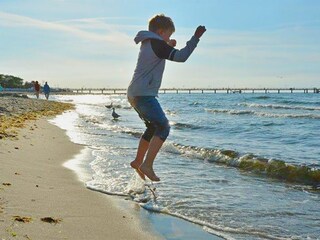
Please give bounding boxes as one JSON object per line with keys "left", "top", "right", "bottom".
{"left": 0, "top": 11, "right": 131, "bottom": 45}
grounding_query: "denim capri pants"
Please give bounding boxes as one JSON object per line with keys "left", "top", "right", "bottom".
{"left": 128, "top": 96, "right": 170, "bottom": 142}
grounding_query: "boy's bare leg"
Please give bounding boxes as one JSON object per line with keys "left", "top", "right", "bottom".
{"left": 139, "top": 136, "right": 163, "bottom": 182}
{"left": 130, "top": 137, "right": 149, "bottom": 180}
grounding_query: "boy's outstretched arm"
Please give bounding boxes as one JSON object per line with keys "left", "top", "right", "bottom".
{"left": 150, "top": 26, "right": 206, "bottom": 62}
{"left": 169, "top": 25, "right": 206, "bottom": 63}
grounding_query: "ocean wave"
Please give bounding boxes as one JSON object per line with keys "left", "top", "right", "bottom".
{"left": 119, "top": 129, "right": 142, "bottom": 138}
{"left": 170, "top": 121, "right": 203, "bottom": 130}
{"left": 98, "top": 122, "right": 142, "bottom": 138}
{"left": 206, "top": 108, "right": 320, "bottom": 119}
{"left": 90, "top": 126, "right": 142, "bottom": 139}
{"left": 256, "top": 112, "right": 320, "bottom": 119}
{"left": 206, "top": 109, "right": 254, "bottom": 115}
{"left": 278, "top": 100, "right": 320, "bottom": 105}
{"left": 163, "top": 143, "right": 320, "bottom": 187}
{"left": 238, "top": 103, "right": 320, "bottom": 111}
{"left": 189, "top": 101, "right": 205, "bottom": 106}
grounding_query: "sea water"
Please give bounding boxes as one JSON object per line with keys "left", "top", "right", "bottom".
{"left": 49, "top": 93, "right": 319, "bottom": 240}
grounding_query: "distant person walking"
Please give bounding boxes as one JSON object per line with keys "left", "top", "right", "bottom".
{"left": 34, "top": 81, "right": 40, "bottom": 99}
{"left": 43, "top": 82, "right": 50, "bottom": 100}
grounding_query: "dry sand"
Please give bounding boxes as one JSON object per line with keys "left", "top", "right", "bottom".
{"left": 0, "top": 100, "right": 161, "bottom": 239}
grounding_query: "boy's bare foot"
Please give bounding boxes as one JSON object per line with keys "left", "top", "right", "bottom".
{"left": 130, "top": 161, "right": 145, "bottom": 180}
{"left": 139, "top": 165, "right": 160, "bottom": 182}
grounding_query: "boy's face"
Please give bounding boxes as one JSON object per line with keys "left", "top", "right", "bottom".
{"left": 157, "top": 29, "right": 173, "bottom": 42}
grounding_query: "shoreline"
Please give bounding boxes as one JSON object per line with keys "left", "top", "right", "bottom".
{"left": 53, "top": 120, "right": 221, "bottom": 240}
{"left": 0, "top": 118, "right": 162, "bottom": 239}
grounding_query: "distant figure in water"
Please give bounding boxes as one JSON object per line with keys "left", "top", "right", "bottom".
{"left": 112, "top": 108, "right": 120, "bottom": 119}
{"left": 43, "top": 82, "right": 50, "bottom": 100}
{"left": 34, "top": 81, "right": 40, "bottom": 99}
{"left": 127, "top": 14, "right": 206, "bottom": 181}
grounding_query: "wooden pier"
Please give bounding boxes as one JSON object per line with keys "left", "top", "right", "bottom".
{"left": 70, "top": 87, "right": 320, "bottom": 95}
{"left": 1, "top": 87, "right": 319, "bottom": 95}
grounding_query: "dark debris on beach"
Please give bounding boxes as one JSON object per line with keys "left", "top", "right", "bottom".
{"left": 0, "top": 93, "right": 74, "bottom": 139}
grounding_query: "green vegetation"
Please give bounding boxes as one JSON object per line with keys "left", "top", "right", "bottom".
{"left": 0, "top": 74, "right": 33, "bottom": 89}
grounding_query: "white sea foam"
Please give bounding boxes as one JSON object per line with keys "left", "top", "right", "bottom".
{"left": 205, "top": 108, "right": 320, "bottom": 119}
{"left": 238, "top": 102, "right": 320, "bottom": 111}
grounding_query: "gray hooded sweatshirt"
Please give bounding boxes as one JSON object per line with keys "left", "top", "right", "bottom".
{"left": 127, "top": 31, "right": 200, "bottom": 97}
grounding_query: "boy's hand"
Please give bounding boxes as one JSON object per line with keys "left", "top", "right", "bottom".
{"left": 194, "top": 26, "right": 206, "bottom": 39}
{"left": 168, "top": 39, "right": 177, "bottom": 47}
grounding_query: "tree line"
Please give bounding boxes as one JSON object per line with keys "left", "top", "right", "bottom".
{"left": 0, "top": 74, "right": 34, "bottom": 89}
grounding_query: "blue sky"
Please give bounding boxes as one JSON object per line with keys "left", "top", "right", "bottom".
{"left": 0, "top": 0, "right": 319, "bottom": 88}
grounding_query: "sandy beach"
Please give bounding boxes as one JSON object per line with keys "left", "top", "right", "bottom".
{"left": 0, "top": 95, "right": 161, "bottom": 240}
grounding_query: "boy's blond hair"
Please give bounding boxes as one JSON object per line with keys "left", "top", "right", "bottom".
{"left": 148, "top": 14, "right": 175, "bottom": 33}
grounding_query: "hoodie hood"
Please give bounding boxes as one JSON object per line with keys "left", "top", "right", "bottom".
{"left": 134, "top": 30, "right": 163, "bottom": 44}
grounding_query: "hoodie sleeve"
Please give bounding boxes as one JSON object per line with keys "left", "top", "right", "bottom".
{"left": 150, "top": 35, "right": 200, "bottom": 62}
{"left": 150, "top": 39, "right": 176, "bottom": 60}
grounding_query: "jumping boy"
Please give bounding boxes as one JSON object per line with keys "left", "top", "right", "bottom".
{"left": 127, "top": 14, "right": 206, "bottom": 181}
